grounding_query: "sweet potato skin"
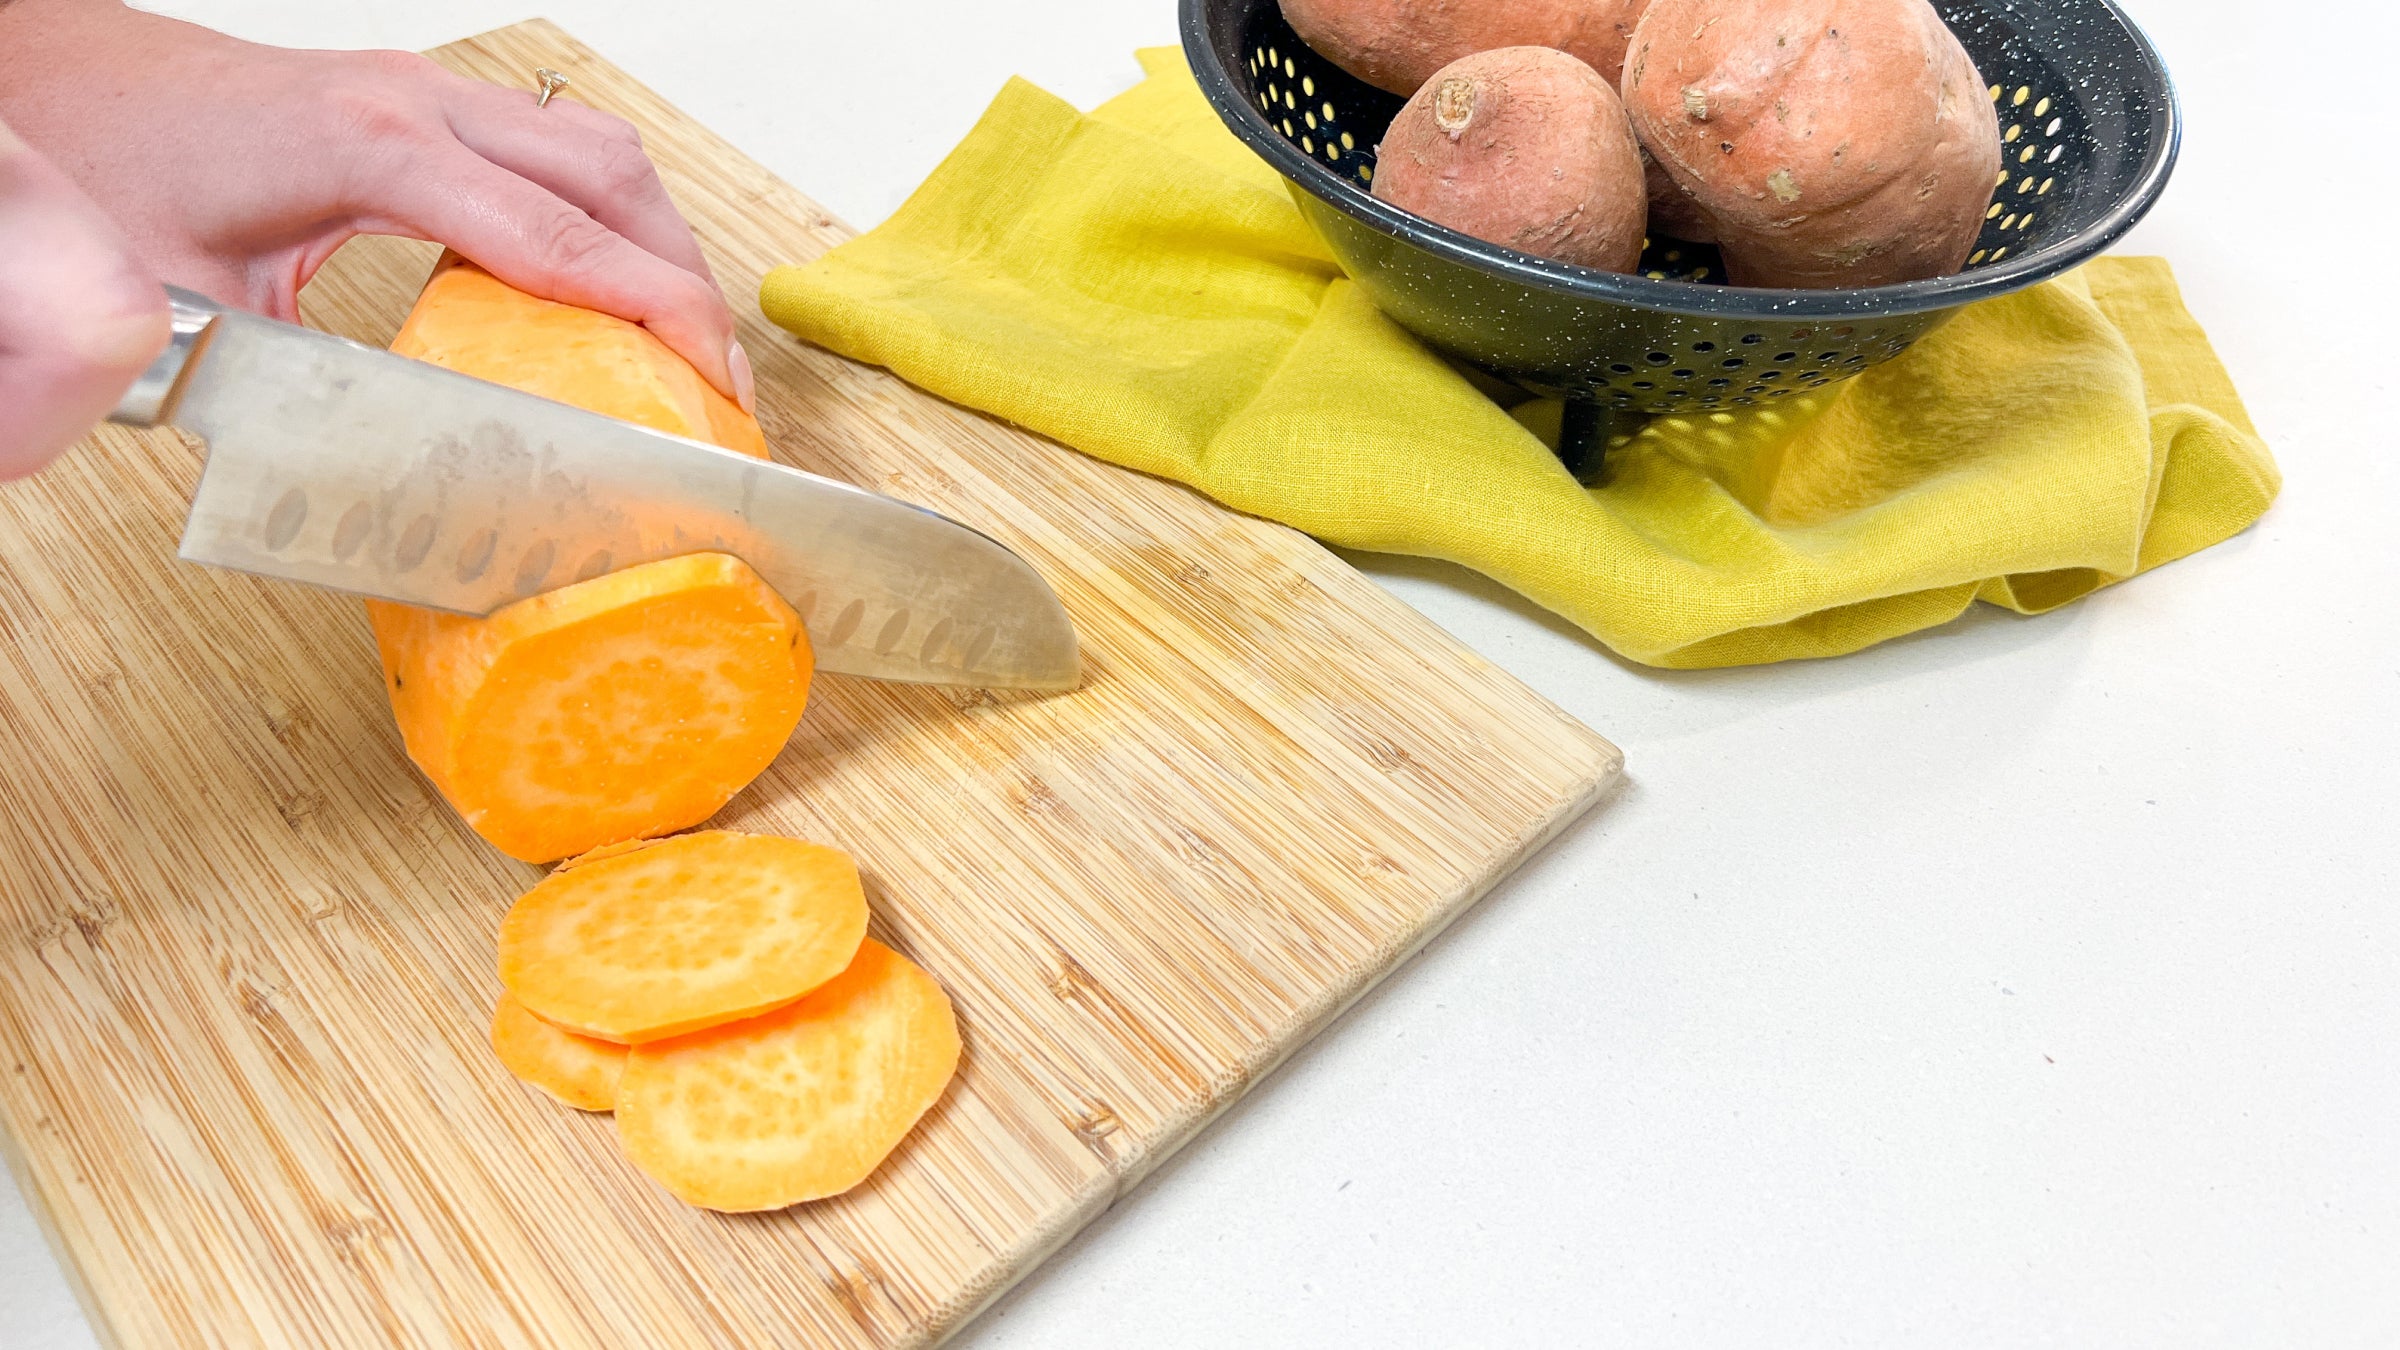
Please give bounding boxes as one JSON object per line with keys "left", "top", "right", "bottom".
{"left": 1281, "top": 0, "right": 1655, "bottom": 93}
{"left": 1622, "top": 0, "right": 2000, "bottom": 287}
{"left": 1372, "top": 47, "right": 1647, "bottom": 273}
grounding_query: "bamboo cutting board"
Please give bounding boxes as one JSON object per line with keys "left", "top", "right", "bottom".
{"left": 0, "top": 20, "right": 1620, "bottom": 1348}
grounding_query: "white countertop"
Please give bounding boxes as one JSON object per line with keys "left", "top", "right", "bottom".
{"left": 7, "top": 1, "right": 2394, "bottom": 1345}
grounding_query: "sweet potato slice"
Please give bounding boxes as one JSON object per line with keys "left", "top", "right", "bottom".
{"left": 371, "top": 553, "right": 810, "bottom": 863}
{"left": 497, "top": 831, "right": 868, "bottom": 1045}
{"left": 373, "top": 258, "right": 807, "bottom": 863}
{"left": 490, "top": 992, "right": 628, "bottom": 1112}
{"left": 616, "top": 939, "right": 961, "bottom": 1211}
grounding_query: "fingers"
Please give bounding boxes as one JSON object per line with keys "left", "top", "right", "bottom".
{"left": 439, "top": 78, "right": 717, "bottom": 286}
{"left": 356, "top": 141, "right": 749, "bottom": 410}
{"left": 0, "top": 121, "right": 170, "bottom": 481}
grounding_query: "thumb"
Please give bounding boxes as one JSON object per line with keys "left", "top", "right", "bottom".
{"left": 0, "top": 117, "right": 170, "bottom": 481}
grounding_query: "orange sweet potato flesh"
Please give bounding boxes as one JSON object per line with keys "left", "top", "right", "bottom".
{"left": 616, "top": 939, "right": 961, "bottom": 1211}
{"left": 372, "top": 258, "right": 808, "bottom": 862}
{"left": 371, "top": 553, "right": 809, "bottom": 863}
{"left": 497, "top": 831, "right": 869, "bottom": 1045}
{"left": 1623, "top": 0, "right": 2001, "bottom": 288}
{"left": 490, "top": 992, "right": 628, "bottom": 1112}
{"left": 391, "top": 255, "right": 766, "bottom": 456}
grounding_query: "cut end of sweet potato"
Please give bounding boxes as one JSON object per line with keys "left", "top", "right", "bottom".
{"left": 616, "top": 939, "right": 961, "bottom": 1211}
{"left": 373, "top": 552, "right": 813, "bottom": 863}
{"left": 491, "top": 992, "right": 629, "bottom": 1112}
{"left": 498, "top": 830, "right": 869, "bottom": 1045}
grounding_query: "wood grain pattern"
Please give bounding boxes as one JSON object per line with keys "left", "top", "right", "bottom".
{"left": 0, "top": 20, "right": 1621, "bottom": 1348}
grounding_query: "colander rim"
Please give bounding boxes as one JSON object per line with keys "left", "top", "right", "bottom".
{"left": 1178, "top": 0, "right": 2182, "bottom": 321}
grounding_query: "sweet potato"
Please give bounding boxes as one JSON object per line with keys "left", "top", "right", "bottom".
{"left": 1622, "top": 0, "right": 2000, "bottom": 287}
{"left": 1642, "top": 144, "right": 1714, "bottom": 242}
{"left": 490, "top": 993, "right": 628, "bottom": 1112}
{"left": 1372, "top": 47, "right": 1647, "bottom": 273}
{"left": 497, "top": 831, "right": 868, "bottom": 1045}
{"left": 1282, "top": 0, "right": 1655, "bottom": 93}
{"left": 392, "top": 256, "right": 766, "bottom": 456}
{"left": 371, "top": 553, "right": 811, "bottom": 864}
{"left": 374, "top": 259, "right": 808, "bottom": 863}
{"left": 616, "top": 938, "right": 961, "bottom": 1211}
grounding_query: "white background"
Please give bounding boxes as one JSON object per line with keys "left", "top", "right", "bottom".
{"left": 6, "top": 2, "right": 2395, "bottom": 1346}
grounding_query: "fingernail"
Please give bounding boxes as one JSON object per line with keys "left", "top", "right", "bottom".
{"left": 727, "top": 339, "right": 757, "bottom": 416}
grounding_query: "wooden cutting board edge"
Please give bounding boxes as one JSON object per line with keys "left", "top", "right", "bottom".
{"left": 930, "top": 766, "right": 1612, "bottom": 1334}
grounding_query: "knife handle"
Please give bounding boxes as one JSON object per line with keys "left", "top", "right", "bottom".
{"left": 109, "top": 286, "right": 224, "bottom": 428}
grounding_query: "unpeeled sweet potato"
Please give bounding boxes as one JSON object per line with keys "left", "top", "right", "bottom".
{"left": 1622, "top": 0, "right": 2000, "bottom": 287}
{"left": 1281, "top": 0, "right": 1655, "bottom": 93}
{"left": 497, "top": 831, "right": 869, "bottom": 1045}
{"left": 1372, "top": 46, "right": 1647, "bottom": 273}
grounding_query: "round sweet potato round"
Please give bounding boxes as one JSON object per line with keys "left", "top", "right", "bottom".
{"left": 1280, "top": 0, "right": 1655, "bottom": 94}
{"left": 1371, "top": 46, "right": 1648, "bottom": 273}
{"left": 1622, "top": 0, "right": 2001, "bottom": 288}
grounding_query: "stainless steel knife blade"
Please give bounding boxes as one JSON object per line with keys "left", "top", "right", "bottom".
{"left": 118, "top": 290, "right": 1079, "bottom": 691}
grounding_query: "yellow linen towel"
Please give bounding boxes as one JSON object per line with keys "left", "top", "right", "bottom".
{"left": 761, "top": 49, "right": 2279, "bottom": 668}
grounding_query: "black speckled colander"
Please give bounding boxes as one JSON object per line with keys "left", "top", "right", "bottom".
{"left": 1181, "top": 0, "right": 2180, "bottom": 480}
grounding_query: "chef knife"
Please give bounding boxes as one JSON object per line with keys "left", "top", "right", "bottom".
{"left": 109, "top": 287, "right": 1080, "bottom": 691}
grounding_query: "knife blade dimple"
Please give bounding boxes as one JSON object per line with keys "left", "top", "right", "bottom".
{"left": 165, "top": 308, "right": 1080, "bottom": 690}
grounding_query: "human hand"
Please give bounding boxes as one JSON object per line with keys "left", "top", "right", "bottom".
{"left": 0, "top": 1, "right": 752, "bottom": 411}
{"left": 0, "top": 116, "right": 171, "bottom": 480}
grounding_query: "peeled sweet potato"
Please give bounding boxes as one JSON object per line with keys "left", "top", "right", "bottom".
{"left": 374, "top": 259, "right": 810, "bottom": 863}
{"left": 392, "top": 256, "right": 765, "bottom": 457}
{"left": 497, "top": 831, "right": 869, "bottom": 1045}
{"left": 616, "top": 938, "right": 961, "bottom": 1211}
{"left": 1622, "top": 0, "right": 2000, "bottom": 287}
{"left": 490, "top": 993, "right": 628, "bottom": 1112}
{"left": 1282, "top": 0, "right": 1655, "bottom": 93}
{"left": 1372, "top": 47, "right": 1647, "bottom": 273}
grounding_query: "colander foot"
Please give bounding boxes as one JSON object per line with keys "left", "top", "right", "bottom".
{"left": 1559, "top": 397, "right": 1613, "bottom": 486}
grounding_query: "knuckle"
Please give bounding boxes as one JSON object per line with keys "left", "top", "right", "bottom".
{"left": 325, "top": 88, "right": 430, "bottom": 151}
{"left": 591, "top": 131, "right": 666, "bottom": 200}
{"left": 535, "top": 209, "right": 624, "bottom": 278}
{"left": 355, "top": 48, "right": 437, "bottom": 82}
